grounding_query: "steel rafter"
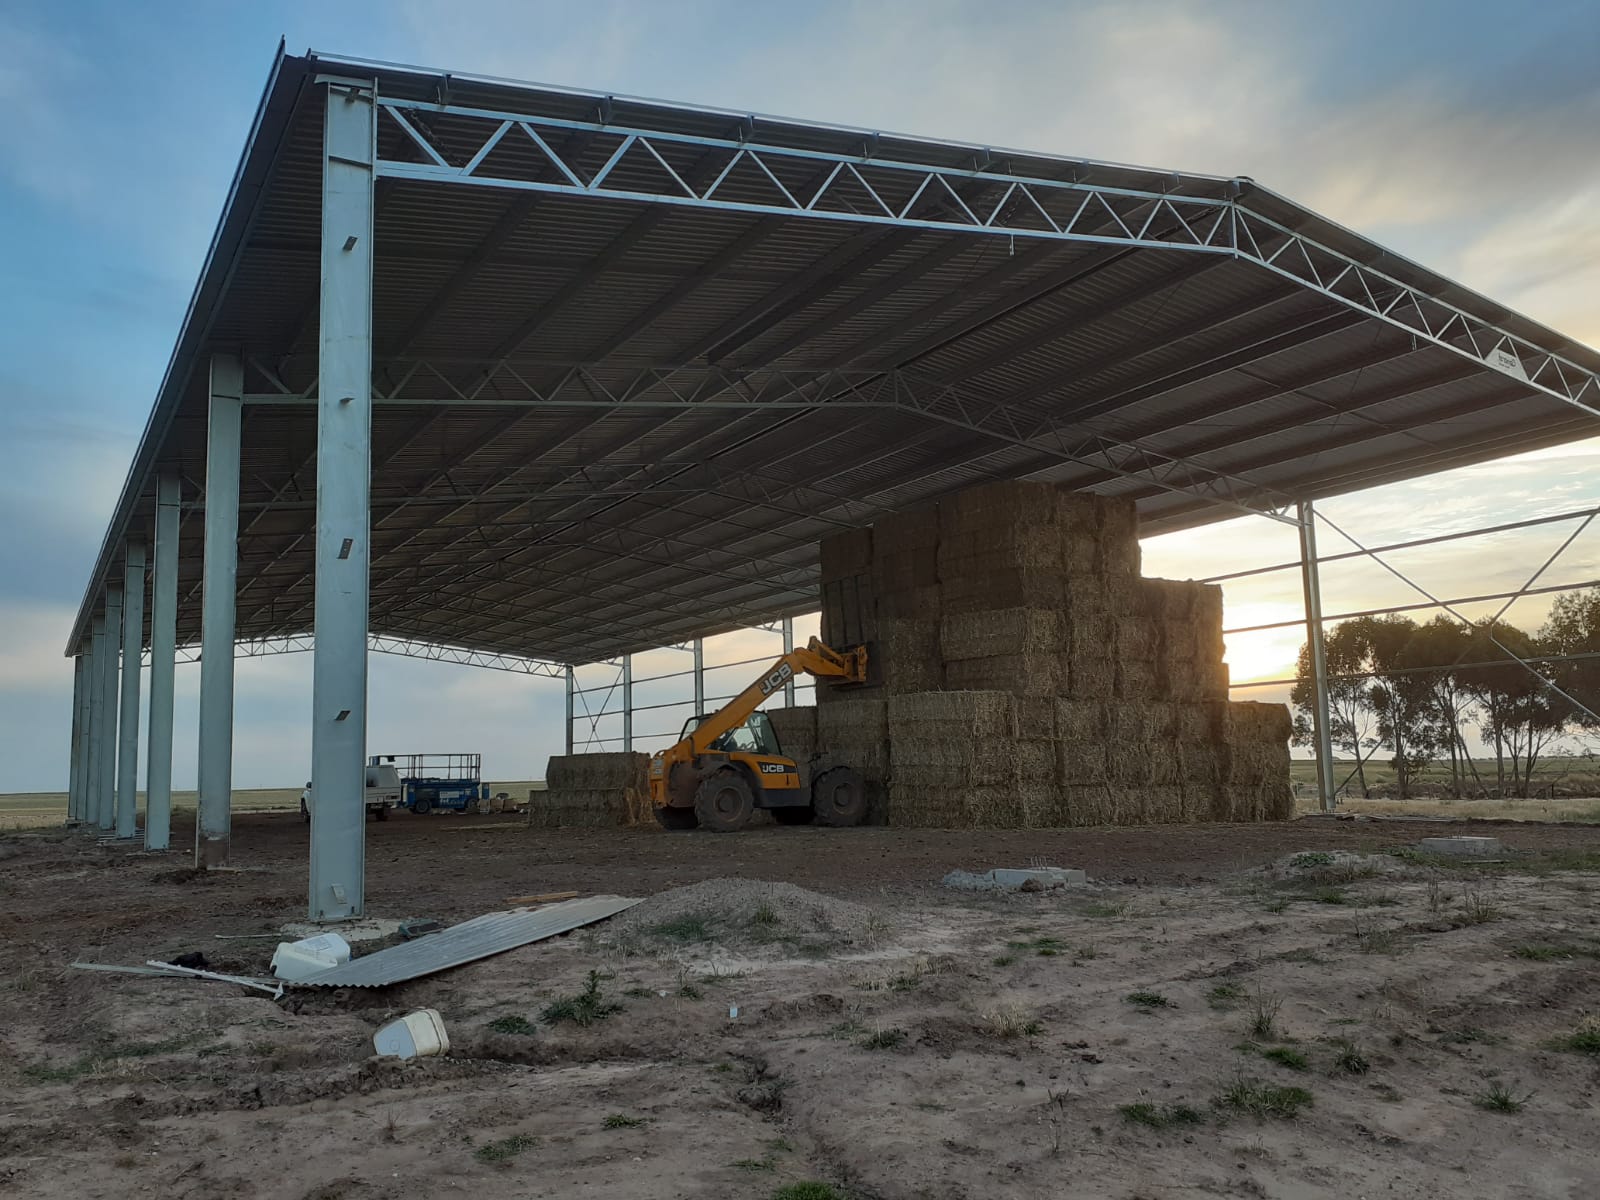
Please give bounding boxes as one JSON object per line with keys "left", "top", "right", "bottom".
{"left": 372, "top": 95, "right": 1600, "bottom": 419}
{"left": 171, "top": 632, "right": 567, "bottom": 677}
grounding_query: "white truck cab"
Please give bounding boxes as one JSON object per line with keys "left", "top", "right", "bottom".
{"left": 300, "top": 763, "right": 403, "bottom": 822}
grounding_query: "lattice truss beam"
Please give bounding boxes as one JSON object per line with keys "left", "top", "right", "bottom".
{"left": 164, "top": 633, "right": 566, "bottom": 678}
{"left": 372, "top": 95, "right": 1600, "bottom": 417}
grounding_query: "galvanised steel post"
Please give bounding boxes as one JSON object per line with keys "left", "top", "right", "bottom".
{"left": 1297, "top": 501, "right": 1337, "bottom": 813}
{"left": 67, "top": 654, "right": 86, "bottom": 823}
{"left": 692, "top": 638, "right": 704, "bottom": 717}
{"left": 116, "top": 542, "right": 147, "bottom": 839}
{"left": 86, "top": 614, "right": 107, "bottom": 831}
{"left": 621, "top": 655, "right": 633, "bottom": 751}
{"left": 145, "top": 474, "right": 181, "bottom": 850}
{"left": 308, "top": 77, "right": 376, "bottom": 921}
{"left": 99, "top": 584, "right": 123, "bottom": 830}
{"left": 197, "top": 354, "right": 243, "bottom": 867}
{"left": 563, "top": 666, "right": 574, "bottom": 755}
{"left": 781, "top": 618, "right": 795, "bottom": 706}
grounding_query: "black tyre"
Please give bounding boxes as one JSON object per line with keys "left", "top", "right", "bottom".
{"left": 413, "top": 794, "right": 434, "bottom": 816}
{"left": 811, "top": 766, "right": 867, "bottom": 827}
{"left": 772, "top": 806, "right": 815, "bottom": 826}
{"left": 654, "top": 804, "right": 700, "bottom": 831}
{"left": 300, "top": 798, "right": 310, "bottom": 824}
{"left": 694, "top": 769, "right": 755, "bottom": 833}
{"left": 375, "top": 805, "right": 388, "bottom": 822}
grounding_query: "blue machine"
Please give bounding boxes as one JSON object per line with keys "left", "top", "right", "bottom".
{"left": 368, "top": 753, "right": 490, "bottom": 815}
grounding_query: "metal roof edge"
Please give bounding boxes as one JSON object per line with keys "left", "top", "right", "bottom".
{"left": 64, "top": 42, "right": 314, "bottom": 656}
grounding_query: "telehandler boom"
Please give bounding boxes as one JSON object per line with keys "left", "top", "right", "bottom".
{"left": 648, "top": 637, "right": 869, "bottom": 832}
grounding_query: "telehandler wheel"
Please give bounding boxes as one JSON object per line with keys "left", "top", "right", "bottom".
{"left": 771, "top": 807, "right": 815, "bottom": 825}
{"left": 654, "top": 805, "right": 699, "bottom": 831}
{"left": 811, "top": 766, "right": 867, "bottom": 827}
{"left": 694, "top": 769, "right": 755, "bottom": 832}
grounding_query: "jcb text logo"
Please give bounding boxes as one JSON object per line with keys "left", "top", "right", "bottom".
{"left": 758, "top": 662, "right": 794, "bottom": 696}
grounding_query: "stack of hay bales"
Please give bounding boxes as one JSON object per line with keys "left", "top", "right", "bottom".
{"left": 766, "top": 706, "right": 819, "bottom": 788}
{"left": 810, "top": 480, "right": 1291, "bottom": 827}
{"left": 531, "top": 753, "right": 650, "bottom": 828}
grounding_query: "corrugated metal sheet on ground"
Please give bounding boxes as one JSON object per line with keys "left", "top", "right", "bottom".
{"left": 291, "top": 896, "right": 640, "bottom": 988}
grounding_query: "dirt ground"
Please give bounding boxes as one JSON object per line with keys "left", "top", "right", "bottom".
{"left": 4, "top": 812, "right": 1600, "bottom": 1199}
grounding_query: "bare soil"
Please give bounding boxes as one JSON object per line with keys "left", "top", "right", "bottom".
{"left": 4, "top": 811, "right": 1600, "bottom": 1199}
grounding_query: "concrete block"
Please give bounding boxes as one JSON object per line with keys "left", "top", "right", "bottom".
{"left": 1418, "top": 836, "right": 1504, "bottom": 858}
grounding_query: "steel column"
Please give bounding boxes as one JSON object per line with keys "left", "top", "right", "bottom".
{"left": 781, "top": 618, "right": 796, "bottom": 706}
{"left": 308, "top": 78, "right": 377, "bottom": 922}
{"left": 621, "top": 654, "right": 633, "bottom": 751}
{"left": 67, "top": 654, "right": 86, "bottom": 822}
{"left": 563, "top": 665, "right": 574, "bottom": 755}
{"left": 197, "top": 354, "right": 243, "bottom": 866}
{"left": 99, "top": 585, "right": 123, "bottom": 830}
{"left": 1297, "top": 501, "right": 1337, "bottom": 813}
{"left": 145, "top": 474, "right": 180, "bottom": 850}
{"left": 85, "top": 617, "right": 106, "bottom": 830}
{"left": 693, "top": 638, "right": 704, "bottom": 716}
{"left": 115, "top": 543, "right": 147, "bottom": 839}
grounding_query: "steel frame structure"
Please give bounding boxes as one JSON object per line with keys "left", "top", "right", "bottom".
{"left": 60, "top": 49, "right": 1600, "bottom": 920}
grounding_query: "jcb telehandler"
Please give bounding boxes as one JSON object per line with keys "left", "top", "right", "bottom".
{"left": 648, "top": 637, "right": 870, "bottom": 832}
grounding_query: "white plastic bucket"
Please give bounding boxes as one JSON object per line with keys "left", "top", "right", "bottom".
{"left": 270, "top": 932, "right": 352, "bottom": 981}
{"left": 373, "top": 1008, "right": 450, "bottom": 1060}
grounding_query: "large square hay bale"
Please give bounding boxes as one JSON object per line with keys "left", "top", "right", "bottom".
{"left": 537, "top": 752, "right": 651, "bottom": 828}
{"left": 940, "top": 609, "right": 1063, "bottom": 661}
{"left": 1115, "top": 658, "right": 1161, "bottom": 699}
{"left": 767, "top": 705, "right": 818, "bottom": 785}
{"left": 1055, "top": 698, "right": 1109, "bottom": 742}
{"left": 821, "top": 574, "right": 877, "bottom": 649}
{"left": 879, "top": 617, "right": 944, "bottom": 691}
{"left": 820, "top": 526, "right": 873, "bottom": 582}
{"left": 945, "top": 653, "right": 1062, "bottom": 697}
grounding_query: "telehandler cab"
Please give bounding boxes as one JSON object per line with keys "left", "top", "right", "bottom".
{"left": 648, "top": 637, "right": 870, "bottom": 832}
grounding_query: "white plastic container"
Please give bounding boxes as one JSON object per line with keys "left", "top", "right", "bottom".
{"left": 373, "top": 1009, "right": 450, "bottom": 1060}
{"left": 270, "top": 932, "right": 352, "bottom": 981}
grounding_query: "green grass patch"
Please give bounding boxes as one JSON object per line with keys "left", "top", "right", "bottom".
{"left": 23, "top": 1034, "right": 204, "bottom": 1083}
{"left": 1260, "top": 1046, "right": 1309, "bottom": 1071}
{"left": 1473, "top": 1083, "right": 1530, "bottom": 1113}
{"left": 1007, "top": 935, "right": 1066, "bottom": 957}
{"left": 1118, "top": 1101, "right": 1205, "bottom": 1129}
{"left": 1079, "top": 901, "right": 1129, "bottom": 918}
{"left": 488, "top": 1014, "right": 538, "bottom": 1036}
{"left": 859, "top": 1028, "right": 908, "bottom": 1051}
{"left": 771, "top": 1184, "right": 845, "bottom": 1200}
{"left": 1289, "top": 852, "right": 1336, "bottom": 868}
{"left": 732, "top": 1157, "right": 777, "bottom": 1173}
{"left": 1126, "top": 990, "right": 1173, "bottom": 1009}
{"left": 992, "top": 953, "right": 1017, "bottom": 967}
{"left": 653, "top": 914, "right": 713, "bottom": 942}
{"left": 1331, "top": 1040, "right": 1370, "bottom": 1075}
{"left": 1207, "top": 982, "right": 1244, "bottom": 1011}
{"left": 542, "top": 970, "right": 622, "bottom": 1027}
{"left": 1549, "top": 1021, "right": 1600, "bottom": 1055}
{"left": 603, "top": 1114, "right": 646, "bottom": 1129}
{"left": 1217, "top": 1077, "right": 1313, "bottom": 1119}
{"left": 1512, "top": 942, "right": 1600, "bottom": 961}
{"left": 473, "top": 1133, "right": 538, "bottom": 1164}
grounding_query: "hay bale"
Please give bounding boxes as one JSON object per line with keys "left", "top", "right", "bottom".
{"left": 1054, "top": 698, "right": 1109, "bottom": 743}
{"left": 1116, "top": 659, "right": 1161, "bottom": 699}
{"left": 1065, "top": 654, "right": 1115, "bottom": 698}
{"left": 945, "top": 653, "right": 1062, "bottom": 697}
{"left": 537, "top": 753, "right": 650, "bottom": 828}
{"left": 820, "top": 526, "right": 873, "bottom": 582}
{"left": 879, "top": 617, "right": 944, "bottom": 691}
{"left": 888, "top": 782, "right": 1059, "bottom": 829}
{"left": 1014, "top": 696, "right": 1056, "bottom": 740}
{"left": 941, "top": 567, "right": 1073, "bottom": 615}
{"left": 821, "top": 574, "right": 877, "bottom": 649}
{"left": 888, "top": 690, "right": 1020, "bottom": 739}
{"left": 940, "top": 609, "right": 1062, "bottom": 661}
{"left": 1096, "top": 496, "right": 1141, "bottom": 575}
{"left": 1056, "top": 740, "right": 1108, "bottom": 785}
{"left": 816, "top": 697, "right": 891, "bottom": 822}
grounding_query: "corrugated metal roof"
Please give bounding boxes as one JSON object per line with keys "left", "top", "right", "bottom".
{"left": 291, "top": 896, "right": 640, "bottom": 988}
{"left": 65, "top": 46, "right": 1600, "bottom": 665}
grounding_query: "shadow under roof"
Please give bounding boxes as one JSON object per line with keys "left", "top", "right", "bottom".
{"left": 67, "top": 46, "right": 1600, "bottom": 666}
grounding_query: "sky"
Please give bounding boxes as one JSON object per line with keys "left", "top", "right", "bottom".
{"left": 2, "top": 0, "right": 1599, "bottom": 792}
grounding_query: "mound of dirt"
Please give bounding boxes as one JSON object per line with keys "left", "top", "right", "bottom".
{"left": 1256, "top": 849, "right": 1417, "bottom": 884}
{"left": 600, "top": 877, "right": 886, "bottom": 956}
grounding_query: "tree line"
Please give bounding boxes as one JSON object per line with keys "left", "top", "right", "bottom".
{"left": 1290, "top": 588, "right": 1600, "bottom": 799}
